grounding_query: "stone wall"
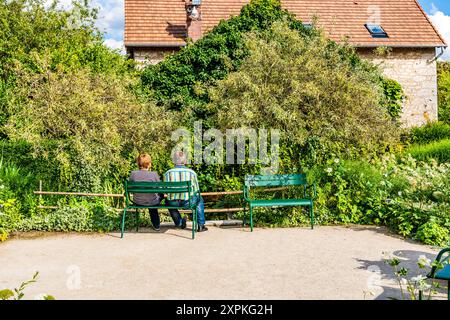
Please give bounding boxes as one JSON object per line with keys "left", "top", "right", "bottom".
{"left": 358, "top": 47, "right": 438, "bottom": 127}
{"left": 128, "top": 46, "right": 439, "bottom": 127}
{"left": 127, "top": 47, "right": 180, "bottom": 66}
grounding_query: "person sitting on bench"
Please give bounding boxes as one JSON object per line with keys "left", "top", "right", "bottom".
{"left": 129, "top": 153, "right": 162, "bottom": 231}
{"left": 164, "top": 151, "right": 208, "bottom": 232}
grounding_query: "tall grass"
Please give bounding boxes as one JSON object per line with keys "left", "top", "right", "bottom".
{"left": 407, "top": 139, "right": 450, "bottom": 163}
{"left": 410, "top": 121, "right": 450, "bottom": 144}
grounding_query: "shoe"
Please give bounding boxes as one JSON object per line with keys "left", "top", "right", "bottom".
{"left": 152, "top": 226, "right": 161, "bottom": 232}
{"left": 180, "top": 218, "right": 187, "bottom": 229}
{"left": 197, "top": 225, "right": 208, "bottom": 232}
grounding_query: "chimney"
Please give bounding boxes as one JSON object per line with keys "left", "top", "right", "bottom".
{"left": 186, "top": 0, "right": 202, "bottom": 42}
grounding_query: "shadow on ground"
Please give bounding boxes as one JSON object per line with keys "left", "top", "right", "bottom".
{"left": 356, "top": 249, "right": 447, "bottom": 300}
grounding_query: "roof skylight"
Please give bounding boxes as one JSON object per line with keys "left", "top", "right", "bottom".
{"left": 365, "top": 24, "right": 388, "bottom": 38}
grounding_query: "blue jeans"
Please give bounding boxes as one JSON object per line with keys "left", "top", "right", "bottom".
{"left": 166, "top": 196, "right": 205, "bottom": 227}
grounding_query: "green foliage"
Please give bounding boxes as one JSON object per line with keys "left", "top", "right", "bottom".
{"left": 407, "top": 139, "right": 450, "bottom": 163}
{"left": 141, "top": 0, "right": 402, "bottom": 124}
{"left": 438, "top": 61, "right": 450, "bottom": 123}
{"left": 380, "top": 78, "right": 404, "bottom": 121}
{"left": 4, "top": 61, "right": 175, "bottom": 192}
{"left": 410, "top": 121, "right": 450, "bottom": 144}
{"left": 416, "top": 220, "right": 449, "bottom": 246}
{"left": 210, "top": 22, "right": 400, "bottom": 164}
{"left": 311, "top": 154, "right": 450, "bottom": 246}
{"left": 17, "top": 200, "right": 120, "bottom": 232}
{"left": 140, "top": 0, "right": 317, "bottom": 112}
{"left": 0, "top": 0, "right": 134, "bottom": 131}
{"left": 384, "top": 253, "right": 445, "bottom": 300}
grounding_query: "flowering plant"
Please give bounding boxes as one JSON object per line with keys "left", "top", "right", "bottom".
{"left": 384, "top": 252, "right": 447, "bottom": 300}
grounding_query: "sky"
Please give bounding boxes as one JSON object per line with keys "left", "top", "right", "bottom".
{"left": 53, "top": 1, "right": 450, "bottom": 60}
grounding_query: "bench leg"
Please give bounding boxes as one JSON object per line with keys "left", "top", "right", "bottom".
{"left": 309, "top": 204, "right": 314, "bottom": 230}
{"left": 448, "top": 280, "right": 450, "bottom": 300}
{"left": 242, "top": 205, "right": 247, "bottom": 227}
{"left": 121, "top": 208, "right": 127, "bottom": 239}
{"left": 250, "top": 206, "right": 253, "bottom": 232}
{"left": 192, "top": 208, "right": 197, "bottom": 240}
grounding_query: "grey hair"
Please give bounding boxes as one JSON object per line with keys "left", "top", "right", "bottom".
{"left": 173, "top": 151, "right": 187, "bottom": 166}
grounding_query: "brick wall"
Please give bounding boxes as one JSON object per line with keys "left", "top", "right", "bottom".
{"left": 358, "top": 47, "right": 438, "bottom": 127}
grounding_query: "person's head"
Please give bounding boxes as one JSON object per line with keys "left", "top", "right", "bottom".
{"left": 172, "top": 150, "right": 187, "bottom": 166}
{"left": 137, "top": 153, "right": 152, "bottom": 170}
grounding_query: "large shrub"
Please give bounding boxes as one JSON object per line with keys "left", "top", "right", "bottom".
{"left": 209, "top": 22, "right": 400, "bottom": 164}
{"left": 141, "top": 0, "right": 311, "bottom": 113}
{"left": 4, "top": 60, "right": 175, "bottom": 192}
{"left": 0, "top": 0, "right": 134, "bottom": 132}
{"left": 140, "top": 0, "right": 402, "bottom": 122}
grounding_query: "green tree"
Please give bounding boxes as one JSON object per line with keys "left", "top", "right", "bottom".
{"left": 209, "top": 22, "right": 400, "bottom": 165}
{"left": 0, "top": 0, "right": 134, "bottom": 131}
{"left": 4, "top": 58, "right": 175, "bottom": 192}
{"left": 141, "top": 0, "right": 403, "bottom": 124}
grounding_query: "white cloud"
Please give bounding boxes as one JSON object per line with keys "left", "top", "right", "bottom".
{"left": 104, "top": 38, "right": 125, "bottom": 54}
{"left": 428, "top": 10, "right": 450, "bottom": 61}
{"left": 94, "top": 0, "right": 124, "bottom": 41}
{"left": 45, "top": 1, "right": 125, "bottom": 47}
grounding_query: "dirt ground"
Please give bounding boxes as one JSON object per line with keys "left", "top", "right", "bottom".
{"left": 0, "top": 225, "right": 445, "bottom": 300}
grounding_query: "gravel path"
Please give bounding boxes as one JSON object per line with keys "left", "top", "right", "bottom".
{"left": 0, "top": 226, "right": 444, "bottom": 300}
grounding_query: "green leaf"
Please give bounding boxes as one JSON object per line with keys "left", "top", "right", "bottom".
{"left": 0, "top": 289, "right": 14, "bottom": 300}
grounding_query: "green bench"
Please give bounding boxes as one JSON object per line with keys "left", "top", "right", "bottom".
{"left": 122, "top": 180, "right": 200, "bottom": 239}
{"left": 243, "top": 174, "right": 316, "bottom": 231}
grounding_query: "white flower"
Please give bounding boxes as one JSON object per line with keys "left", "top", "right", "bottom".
{"left": 418, "top": 255, "right": 432, "bottom": 268}
{"left": 411, "top": 275, "right": 427, "bottom": 284}
{"left": 417, "top": 282, "right": 431, "bottom": 291}
{"left": 334, "top": 158, "right": 340, "bottom": 164}
{"left": 325, "top": 167, "right": 333, "bottom": 174}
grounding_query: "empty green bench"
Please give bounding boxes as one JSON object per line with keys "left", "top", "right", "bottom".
{"left": 243, "top": 174, "right": 316, "bottom": 231}
{"left": 122, "top": 180, "right": 200, "bottom": 239}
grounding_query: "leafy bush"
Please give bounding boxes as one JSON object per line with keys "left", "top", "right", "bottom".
{"left": 380, "top": 78, "right": 404, "bottom": 121}
{"left": 0, "top": 0, "right": 134, "bottom": 132}
{"left": 141, "top": 0, "right": 312, "bottom": 112}
{"left": 210, "top": 22, "right": 400, "bottom": 164}
{"left": 438, "top": 61, "right": 450, "bottom": 124}
{"left": 310, "top": 154, "right": 450, "bottom": 246}
{"left": 140, "top": 0, "right": 402, "bottom": 122}
{"left": 410, "top": 122, "right": 450, "bottom": 144}
{"left": 407, "top": 139, "right": 450, "bottom": 163}
{"left": 416, "top": 220, "right": 449, "bottom": 246}
{"left": 4, "top": 61, "right": 175, "bottom": 192}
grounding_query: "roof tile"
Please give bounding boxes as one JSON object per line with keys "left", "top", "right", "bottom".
{"left": 124, "top": 0, "right": 447, "bottom": 48}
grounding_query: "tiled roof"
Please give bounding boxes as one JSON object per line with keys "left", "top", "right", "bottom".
{"left": 124, "top": 0, "right": 447, "bottom": 48}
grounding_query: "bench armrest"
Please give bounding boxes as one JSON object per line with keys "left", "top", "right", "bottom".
{"left": 305, "top": 183, "right": 317, "bottom": 200}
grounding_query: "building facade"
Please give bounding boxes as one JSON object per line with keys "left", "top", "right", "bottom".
{"left": 125, "top": 0, "right": 447, "bottom": 127}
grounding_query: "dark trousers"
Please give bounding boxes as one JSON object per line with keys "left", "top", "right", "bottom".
{"left": 166, "top": 196, "right": 206, "bottom": 227}
{"left": 148, "top": 209, "right": 160, "bottom": 229}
